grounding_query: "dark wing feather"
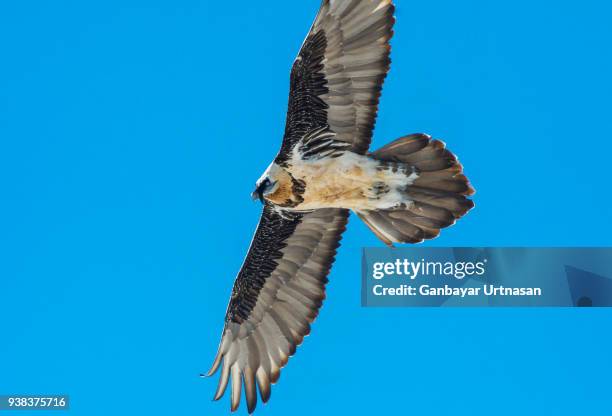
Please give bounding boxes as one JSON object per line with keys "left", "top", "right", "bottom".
{"left": 207, "top": 205, "right": 348, "bottom": 413}
{"left": 276, "top": 0, "right": 395, "bottom": 164}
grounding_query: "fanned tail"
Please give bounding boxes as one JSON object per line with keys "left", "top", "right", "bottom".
{"left": 359, "top": 134, "right": 475, "bottom": 246}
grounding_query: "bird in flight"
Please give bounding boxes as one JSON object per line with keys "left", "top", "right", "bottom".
{"left": 205, "top": 0, "right": 474, "bottom": 412}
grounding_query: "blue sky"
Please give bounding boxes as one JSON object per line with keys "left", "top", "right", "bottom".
{"left": 1, "top": 0, "right": 611, "bottom": 415}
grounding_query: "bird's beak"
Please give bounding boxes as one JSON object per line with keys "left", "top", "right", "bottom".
{"left": 252, "top": 180, "right": 277, "bottom": 204}
{"left": 251, "top": 189, "right": 264, "bottom": 204}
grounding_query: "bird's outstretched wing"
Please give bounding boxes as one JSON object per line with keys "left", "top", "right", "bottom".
{"left": 276, "top": 0, "right": 395, "bottom": 165}
{"left": 208, "top": 1, "right": 395, "bottom": 412}
{"left": 206, "top": 205, "right": 348, "bottom": 413}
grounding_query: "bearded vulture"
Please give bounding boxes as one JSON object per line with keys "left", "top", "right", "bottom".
{"left": 205, "top": 0, "right": 475, "bottom": 412}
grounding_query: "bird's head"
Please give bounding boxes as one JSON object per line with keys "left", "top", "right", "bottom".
{"left": 252, "top": 163, "right": 281, "bottom": 204}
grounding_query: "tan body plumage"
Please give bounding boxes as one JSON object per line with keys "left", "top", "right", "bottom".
{"left": 265, "top": 151, "right": 418, "bottom": 211}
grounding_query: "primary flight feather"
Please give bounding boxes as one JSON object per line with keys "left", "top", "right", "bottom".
{"left": 206, "top": 1, "right": 474, "bottom": 412}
